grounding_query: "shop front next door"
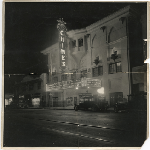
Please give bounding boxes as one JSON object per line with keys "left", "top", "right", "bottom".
{"left": 110, "top": 92, "right": 123, "bottom": 107}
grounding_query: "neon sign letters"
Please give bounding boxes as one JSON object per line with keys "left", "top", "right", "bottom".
{"left": 57, "top": 18, "right": 67, "bottom": 69}
{"left": 60, "top": 31, "right": 66, "bottom": 67}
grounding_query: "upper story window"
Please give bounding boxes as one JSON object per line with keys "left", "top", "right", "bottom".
{"left": 98, "top": 66, "right": 103, "bottom": 76}
{"left": 61, "top": 74, "right": 67, "bottom": 81}
{"left": 109, "top": 63, "right": 116, "bottom": 74}
{"left": 53, "top": 77, "right": 58, "bottom": 83}
{"left": 116, "top": 62, "right": 122, "bottom": 72}
{"left": 81, "top": 70, "right": 87, "bottom": 78}
{"left": 78, "top": 38, "right": 83, "bottom": 47}
{"left": 71, "top": 72, "right": 76, "bottom": 81}
{"left": 72, "top": 40, "right": 76, "bottom": 48}
{"left": 37, "top": 82, "right": 41, "bottom": 89}
{"left": 109, "top": 62, "right": 122, "bottom": 74}
{"left": 92, "top": 66, "right": 103, "bottom": 77}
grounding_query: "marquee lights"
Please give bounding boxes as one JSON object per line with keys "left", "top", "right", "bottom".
{"left": 47, "top": 77, "right": 102, "bottom": 91}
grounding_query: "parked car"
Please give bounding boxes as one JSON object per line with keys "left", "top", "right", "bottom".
{"left": 114, "top": 98, "right": 128, "bottom": 113}
{"left": 19, "top": 99, "right": 29, "bottom": 109}
{"left": 74, "top": 96, "right": 108, "bottom": 112}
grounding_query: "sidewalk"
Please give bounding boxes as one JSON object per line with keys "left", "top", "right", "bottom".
{"left": 25, "top": 106, "right": 146, "bottom": 113}
{"left": 45, "top": 106, "right": 74, "bottom": 110}
{"left": 44, "top": 106, "right": 115, "bottom": 112}
{"left": 27, "top": 106, "right": 114, "bottom": 111}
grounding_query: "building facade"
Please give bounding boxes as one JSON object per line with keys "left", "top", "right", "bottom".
{"left": 14, "top": 73, "right": 48, "bottom": 108}
{"left": 41, "top": 6, "right": 145, "bottom": 108}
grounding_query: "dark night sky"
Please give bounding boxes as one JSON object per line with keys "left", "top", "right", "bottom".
{"left": 4, "top": 2, "right": 147, "bottom": 93}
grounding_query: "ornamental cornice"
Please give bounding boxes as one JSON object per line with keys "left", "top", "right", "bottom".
{"left": 86, "top": 12, "right": 129, "bottom": 34}
{"left": 86, "top": 6, "right": 133, "bottom": 33}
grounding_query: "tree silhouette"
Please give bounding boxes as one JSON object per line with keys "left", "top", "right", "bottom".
{"left": 111, "top": 51, "right": 118, "bottom": 63}
{"left": 93, "top": 56, "right": 100, "bottom": 66}
{"left": 111, "top": 51, "right": 118, "bottom": 72}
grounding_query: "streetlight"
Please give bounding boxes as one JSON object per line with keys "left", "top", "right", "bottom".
{"left": 97, "top": 87, "right": 104, "bottom": 94}
{"left": 97, "top": 87, "right": 105, "bottom": 101}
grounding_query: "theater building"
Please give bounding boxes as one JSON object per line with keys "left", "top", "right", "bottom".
{"left": 41, "top": 6, "right": 145, "bottom": 108}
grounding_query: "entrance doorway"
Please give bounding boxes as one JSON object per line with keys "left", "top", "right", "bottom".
{"left": 110, "top": 92, "right": 123, "bottom": 107}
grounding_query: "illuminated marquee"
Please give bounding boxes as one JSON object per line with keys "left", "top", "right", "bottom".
{"left": 57, "top": 18, "right": 67, "bottom": 69}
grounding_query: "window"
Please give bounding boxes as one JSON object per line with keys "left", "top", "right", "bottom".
{"left": 92, "top": 66, "right": 103, "bottom": 77}
{"left": 109, "top": 63, "right": 116, "bottom": 74}
{"left": 71, "top": 72, "right": 76, "bottom": 81}
{"left": 53, "top": 77, "right": 58, "bottom": 83}
{"left": 61, "top": 74, "right": 67, "bottom": 81}
{"left": 116, "top": 62, "right": 122, "bottom": 72}
{"left": 72, "top": 40, "right": 76, "bottom": 48}
{"left": 78, "top": 38, "right": 83, "bottom": 47}
{"left": 109, "top": 62, "right": 122, "bottom": 74}
{"left": 38, "top": 82, "right": 41, "bottom": 89}
{"left": 98, "top": 66, "right": 103, "bottom": 76}
{"left": 92, "top": 67, "right": 98, "bottom": 77}
{"left": 81, "top": 70, "right": 87, "bottom": 78}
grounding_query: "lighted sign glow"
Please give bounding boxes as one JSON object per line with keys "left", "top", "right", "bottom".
{"left": 62, "top": 62, "right": 65, "bottom": 66}
{"left": 32, "top": 98, "right": 40, "bottom": 107}
{"left": 60, "top": 30, "right": 64, "bottom": 35}
{"left": 57, "top": 18, "right": 67, "bottom": 69}
{"left": 61, "top": 49, "right": 65, "bottom": 54}
{"left": 97, "top": 87, "right": 104, "bottom": 94}
{"left": 62, "top": 55, "right": 65, "bottom": 60}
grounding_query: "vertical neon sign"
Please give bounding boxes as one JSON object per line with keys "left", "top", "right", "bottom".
{"left": 57, "top": 18, "right": 67, "bottom": 70}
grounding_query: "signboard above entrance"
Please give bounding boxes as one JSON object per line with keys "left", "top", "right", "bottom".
{"left": 47, "top": 77, "right": 102, "bottom": 90}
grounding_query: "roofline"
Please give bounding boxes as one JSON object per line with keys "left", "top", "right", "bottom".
{"left": 41, "top": 42, "right": 59, "bottom": 55}
{"left": 86, "top": 6, "right": 132, "bottom": 32}
{"left": 67, "top": 28, "right": 87, "bottom": 38}
{"left": 67, "top": 5, "right": 137, "bottom": 36}
{"left": 41, "top": 5, "right": 139, "bottom": 50}
{"left": 15, "top": 78, "right": 42, "bottom": 86}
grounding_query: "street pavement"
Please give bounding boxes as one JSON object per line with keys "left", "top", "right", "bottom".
{"left": 3, "top": 109, "right": 147, "bottom": 147}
